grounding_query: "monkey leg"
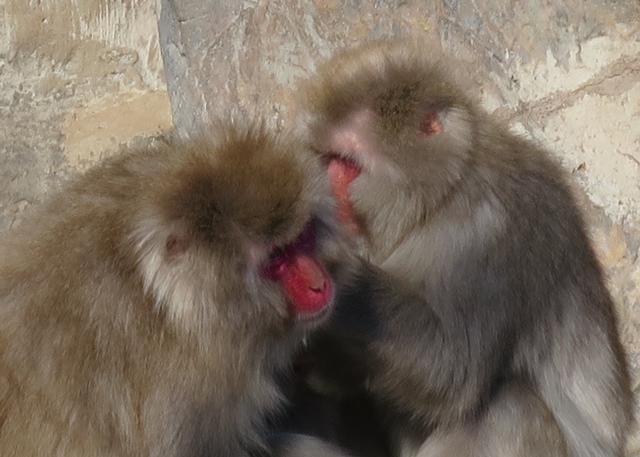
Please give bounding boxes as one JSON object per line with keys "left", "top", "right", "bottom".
{"left": 416, "top": 382, "right": 569, "bottom": 457}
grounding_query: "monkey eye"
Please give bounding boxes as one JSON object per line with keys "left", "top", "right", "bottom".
{"left": 262, "top": 247, "right": 288, "bottom": 281}
{"left": 295, "top": 220, "right": 317, "bottom": 254}
{"left": 268, "top": 246, "right": 287, "bottom": 261}
{"left": 261, "top": 220, "right": 317, "bottom": 281}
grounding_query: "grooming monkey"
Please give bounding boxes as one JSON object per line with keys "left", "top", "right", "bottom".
{"left": 299, "top": 41, "right": 632, "bottom": 457}
{"left": 0, "top": 123, "right": 356, "bottom": 456}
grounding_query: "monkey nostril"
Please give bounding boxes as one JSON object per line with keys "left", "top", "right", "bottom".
{"left": 309, "top": 281, "right": 327, "bottom": 293}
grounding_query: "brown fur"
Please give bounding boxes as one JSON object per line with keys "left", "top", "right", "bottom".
{"left": 302, "top": 40, "right": 632, "bottom": 457}
{"left": 0, "top": 123, "right": 353, "bottom": 456}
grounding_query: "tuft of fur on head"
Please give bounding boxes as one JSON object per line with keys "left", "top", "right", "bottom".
{"left": 304, "top": 40, "right": 476, "bottom": 131}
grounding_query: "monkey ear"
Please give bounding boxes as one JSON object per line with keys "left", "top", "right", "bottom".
{"left": 165, "top": 234, "right": 189, "bottom": 258}
{"left": 418, "top": 108, "right": 444, "bottom": 137}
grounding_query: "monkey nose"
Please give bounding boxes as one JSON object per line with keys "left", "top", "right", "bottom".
{"left": 294, "top": 255, "right": 328, "bottom": 293}
{"left": 283, "top": 253, "right": 333, "bottom": 316}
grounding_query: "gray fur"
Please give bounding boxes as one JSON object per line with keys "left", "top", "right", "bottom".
{"left": 304, "top": 41, "right": 632, "bottom": 457}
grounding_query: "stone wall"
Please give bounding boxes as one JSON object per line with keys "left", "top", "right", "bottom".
{"left": 0, "top": 0, "right": 171, "bottom": 232}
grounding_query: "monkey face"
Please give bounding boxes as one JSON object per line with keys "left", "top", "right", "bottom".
{"left": 127, "top": 125, "right": 353, "bottom": 338}
{"left": 305, "top": 41, "right": 481, "bottom": 260}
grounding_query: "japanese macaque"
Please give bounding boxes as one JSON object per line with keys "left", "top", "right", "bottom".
{"left": 300, "top": 40, "right": 633, "bottom": 457}
{"left": 0, "top": 123, "right": 356, "bottom": 456}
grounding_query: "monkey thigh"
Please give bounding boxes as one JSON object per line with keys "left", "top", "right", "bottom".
{"left": 416, "top": 382, "right": 568, "bottom": 457}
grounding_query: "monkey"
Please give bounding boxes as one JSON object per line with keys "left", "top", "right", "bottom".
{"left": 0, "top": 122, "right": 358, "bottom": 457}
{"left": 297, "top": 40, "right": 633, "bottom": 457}
{"left": 304, "top": 262, "right": 571, "bottom": 457}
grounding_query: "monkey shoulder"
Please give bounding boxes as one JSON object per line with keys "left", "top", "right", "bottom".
{"left": 472, "top": 130, "right": 587, "bottom": 242}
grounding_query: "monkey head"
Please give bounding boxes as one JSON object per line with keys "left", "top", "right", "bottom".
{"left": 0, "top": 122, "right": 362, "bottom": 455}
{"left": 129, "top": 125, "right": 353, "bottom": 343}
{"left": 304, "top": 41, "right": 481, "bottom": 262}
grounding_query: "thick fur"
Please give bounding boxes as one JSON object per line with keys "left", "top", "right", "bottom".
{"left": 0, "top": 124, "right": 353, "bottom": 456}
{"left": 303, "top": 40, "right": 632, "bottom": 457}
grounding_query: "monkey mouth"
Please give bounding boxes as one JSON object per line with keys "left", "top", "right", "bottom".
{"left": 325, "top": 154, "right": 362, "bottom": 236}
{"left": 294, "top": 289, "right": 335, "bottom": 323}
{"left": 326, "top": 154, "right": 362, "bottom": 181}
{"left": 262, "top": 221, "right": 335, "bottom": 321}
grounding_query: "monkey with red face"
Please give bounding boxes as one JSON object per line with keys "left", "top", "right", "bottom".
{"left": 299, "top": 41, "right": 632, "bottom": 457}
{"left": 0, "top": 123, "right": 356, "bottom": 457}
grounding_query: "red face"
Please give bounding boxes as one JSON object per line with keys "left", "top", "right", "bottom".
{"left": 262, "top": 221, "right": 334, "bottom": 320}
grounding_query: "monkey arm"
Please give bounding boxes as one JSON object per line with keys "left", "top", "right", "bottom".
{"left": 311, "top": 256, "right": 518, "bottom": 430}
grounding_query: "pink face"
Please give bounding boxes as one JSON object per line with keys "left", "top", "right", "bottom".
{"left": 262, "top": 221, "right": 334, "bottom": 320}
{"left": 321, "top": 105, "right": 446, "bottom": 237}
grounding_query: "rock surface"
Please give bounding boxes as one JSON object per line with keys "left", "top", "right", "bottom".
{"left": 0, "top": 0, "right": 172, "bottom": 232}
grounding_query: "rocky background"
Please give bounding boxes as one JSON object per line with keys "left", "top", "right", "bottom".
{"left": 1, "top": 0, "right": 639, "bottom": 453}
